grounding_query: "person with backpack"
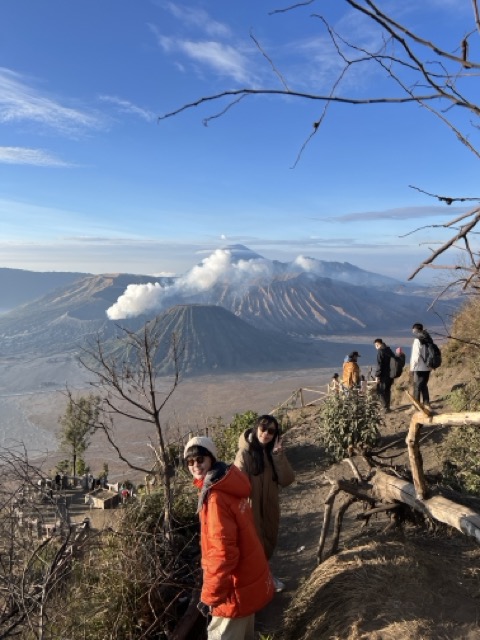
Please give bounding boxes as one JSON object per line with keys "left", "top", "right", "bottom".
{"left": 393, "top": 347, "right": 406, "bottom": 378}
{"left": 410, "top": 322, "right": 434, "bottom": 409}
{"left": 373, "top": 339, "right": 396, "bottom": 412}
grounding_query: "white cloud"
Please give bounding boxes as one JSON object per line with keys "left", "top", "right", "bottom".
{"left": 0, "top": 67, "right": 103, "bottom": 135}
{"left": 321, "top": 206, "right": 468, "bottom": 223}
{"left": 180, "top": 40, "right": 251, "bottom": 83}
{"left": 0, "top": 146, "right": 71, "bottom": 167}
{"left": 155, "top": 34, "right": 253, "bottom": 83}
{"left": 161, "top": 2, "right": 231, "bottom": 38}
{"left": 99, "top": 95, "right": 155, "bottom": 122}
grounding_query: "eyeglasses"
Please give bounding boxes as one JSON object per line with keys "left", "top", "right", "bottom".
{"left": 258, "top": 425, "right": 276, "bottom": 435}
{"left": 186, "top": 456, "right": 205, "bottom": 466}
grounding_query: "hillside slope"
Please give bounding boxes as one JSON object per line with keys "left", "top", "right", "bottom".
{"left": 183, "top": 272, "right": 453, "bottom": 335}
{"left": 257, "top": 366, "right": 480, "bottom": 639}
{"left": 0, "top": 274, "right": 167, "bottom": 355}
{"left": 0, "top": 268, "right": 88, "bottom": 311}
{"left": 109, "top": 304, "right": 323, "bottom": 375}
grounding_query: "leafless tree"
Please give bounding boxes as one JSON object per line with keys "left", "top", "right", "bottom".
{"left": 159, "top": 0, "right": 480, "bottom": 291}
{"left": 79, "top": 319, "right": 182, "bottom": 545}
{"left": 0, "top": 449, "right": 92, "bottom": 639}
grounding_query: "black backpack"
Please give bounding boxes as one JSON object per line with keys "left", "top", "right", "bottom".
{"left": 419, "top": 331, "right": 442, "bottom": 370}
{"left": 422, "top": 341, "right": 442, "bottom": 369}
{"left": 390, "top": 352, "right": 406, "bottom": 378}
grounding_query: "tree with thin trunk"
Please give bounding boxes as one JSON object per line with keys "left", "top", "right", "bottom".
{"left": 58, "top": 394, "right": 100, "bottom": 479}
{"left": 79, "top": 320, "right": 181, "bottom": 544}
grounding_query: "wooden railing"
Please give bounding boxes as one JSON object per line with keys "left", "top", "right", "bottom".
{"left": 270, "top": 380, "right": 377, "bottom": 415}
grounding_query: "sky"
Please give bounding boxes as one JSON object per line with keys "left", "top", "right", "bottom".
{"left": 1, "top": 0, "right": 479, "bottom": 284}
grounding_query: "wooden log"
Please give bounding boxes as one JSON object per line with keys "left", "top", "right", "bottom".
{"left": 404, "top": 391, "right": 433, "bottom": 417}
{"left": 403, "top": 402, "right": 480, "bottom": 499}
{"left": 373, "top": 470, "right": 480, "bottom": 543}
{"left": 316, "top": 482, "right": 340, "bottom": 564}
{"left": 406, "top": 419, "right": 427, "bottom": 499}
{"left": 423, "top": 412, "right": 480, "bottom": 425}
{"left": 356, "top": 503, "right": 399, "bottom": 519}
{"left": 330, "top": 496, "right": 356, "bottom": 558}
{"left": 170, "top": 589, "right": 202, "bottom": 640}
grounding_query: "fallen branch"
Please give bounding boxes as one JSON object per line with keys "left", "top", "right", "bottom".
{"left": 372, "top": 470, "right": 480, "bottom": 543}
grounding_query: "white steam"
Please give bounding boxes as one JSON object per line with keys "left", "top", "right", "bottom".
{"left": 293, "top": 255, "right": 318, "bottom": 272}
{"left": 106, "top": 249, "right": 275, "bottom": 320}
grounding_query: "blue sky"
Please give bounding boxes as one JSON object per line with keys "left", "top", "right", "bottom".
{"left": 1, "top": 0, "right": 479, "bottom": 283}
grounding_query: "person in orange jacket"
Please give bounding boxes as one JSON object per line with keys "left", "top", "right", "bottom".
{"left": 184, "top": 436, "right": 274, "bottom": 640}
{"left": 342, "top": 351, "right": 361, "bottom": 389}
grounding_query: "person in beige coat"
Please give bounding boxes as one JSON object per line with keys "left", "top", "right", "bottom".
{"left": 234, "top": 414, "right": 295, "bottom": 592}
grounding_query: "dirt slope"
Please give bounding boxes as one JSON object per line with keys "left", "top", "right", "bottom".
{"left": 257, "top": 367, "right": 480, "bottom": 639}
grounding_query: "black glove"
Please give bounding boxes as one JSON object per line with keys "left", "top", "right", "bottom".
{"left": 197, "top": 601, "right": 211, "bottom": 618}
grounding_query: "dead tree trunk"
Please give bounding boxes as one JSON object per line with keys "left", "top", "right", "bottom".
{"left": 372, "top": 470, "right": 480, "bottom": 543}
{"left": 403, "top": 397, "right": 480, "bottom": 500}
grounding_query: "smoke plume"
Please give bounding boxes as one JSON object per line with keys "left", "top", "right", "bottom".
{"left": 106, "top": 248, "right": 276, "bottom": 320}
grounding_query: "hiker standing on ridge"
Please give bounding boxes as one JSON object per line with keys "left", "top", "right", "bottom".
{"left": 342, "top": 351, "right": 361, "bottom": 389}
{"left": 329, "top": 373, "right": 342, "bottom": 393}
{"left": 410, "top": 322, "right": 432, "bottom": 410}
{"left": 184, "top": 435, "right": 274, "bottom": 639}
{"left": 234, "top": 415, "right": 295, "bottom": 593}
{"left": 373, "top": 338, "right": 396, "bottom": 412}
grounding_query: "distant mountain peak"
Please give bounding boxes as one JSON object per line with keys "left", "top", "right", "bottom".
{"left": 220, "top": 244, "right": 265, "bottom": 261}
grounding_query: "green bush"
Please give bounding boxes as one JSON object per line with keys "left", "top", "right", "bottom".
{"left": 447, "top": 383, "right": 480, "bottom": 412}
{"left": 442, "top": 424, "right": 480, "bottom": 496}
{"left": 318, "top": 391, "right": 382, "bottom": 462}
{"left": 443, "top": 382, "right": 480, "bottom": 496}
{"left": 213, "top": 410, "right": 259, "bottom": 463}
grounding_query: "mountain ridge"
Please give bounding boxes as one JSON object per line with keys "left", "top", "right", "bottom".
{"left": 0, "top": 248, "right": 460, "bottom": 372}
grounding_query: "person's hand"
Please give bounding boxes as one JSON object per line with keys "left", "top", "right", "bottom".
{"left": 197, "top": 601, "right": 211, "bottom": 618}
{"left": 273, "top": 436, "right": 283, "bottom": 454}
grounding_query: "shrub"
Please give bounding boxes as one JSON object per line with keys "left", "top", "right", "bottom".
{"left": 443, "top": 297, "right": 480, "bottom": 369}
{"left": 213, "top": 410, "right": 259, "bottom": 462}
{"left": 57, "top": 487, "right": 199, "bottom": 640}
{"left": 442, "top": 424, "right": 480, "bottom": 496}
{"left": 442, "top": 381, "right": 480, "bottom": 496}
{"left": 318, "top": 391, "right": 382, "bottom": 462}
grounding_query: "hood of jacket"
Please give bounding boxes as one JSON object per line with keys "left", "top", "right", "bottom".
{"left": 237, "top": 427, "right": 253, "bottom": 453}
{"left": 194, "top": 462, "right": 250, "bottom": 512}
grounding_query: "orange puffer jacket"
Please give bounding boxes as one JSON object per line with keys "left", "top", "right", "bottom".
{"left": 195, "top": 464, "right": 274, "bottom": 618}
{"left": 343, "top": 360, "right": 360, "bottom": 388}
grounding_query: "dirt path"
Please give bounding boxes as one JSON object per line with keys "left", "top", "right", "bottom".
{"left": 256, "top": 372, "right": 480, "bottom": 638}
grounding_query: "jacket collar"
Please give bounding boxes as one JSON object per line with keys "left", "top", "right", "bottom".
{"left": 194, "top": 461, "right": 229, "bottom": 513}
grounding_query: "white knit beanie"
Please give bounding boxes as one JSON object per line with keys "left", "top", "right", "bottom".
{"left": 183, "top": 436, "right": 217, "bottom": 460}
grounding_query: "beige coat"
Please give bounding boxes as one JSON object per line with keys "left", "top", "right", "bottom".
{"left": 234, "top": 429, "right": 295, "bottom": 559}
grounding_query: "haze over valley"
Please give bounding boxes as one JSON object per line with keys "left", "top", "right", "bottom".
{"left": 0, "top": 245, "right": 458, "bottom": 474}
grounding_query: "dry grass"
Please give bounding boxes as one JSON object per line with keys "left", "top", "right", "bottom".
{"left": 279, "top": 535, "right": 480, "bottom": 640}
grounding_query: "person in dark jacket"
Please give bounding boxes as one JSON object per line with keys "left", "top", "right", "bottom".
{"left": 374, "top": 338, "right": 396, "bottom": 412}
